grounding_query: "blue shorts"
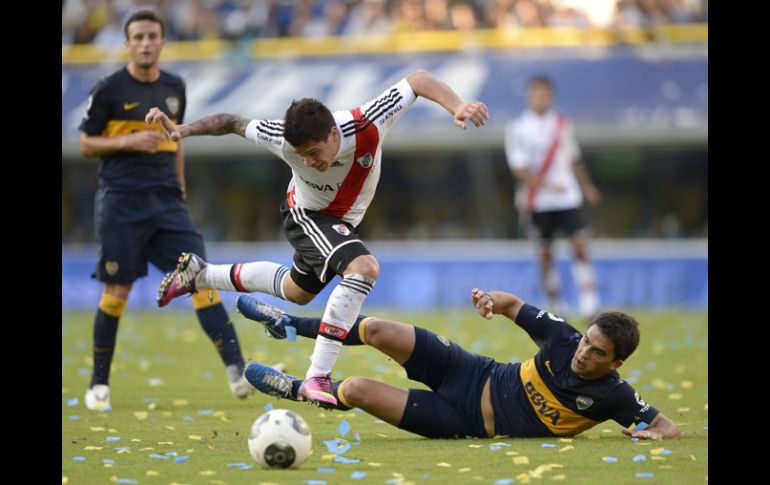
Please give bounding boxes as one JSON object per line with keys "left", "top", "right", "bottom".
{"left": 399, "top": 327, "right": 494, "bottom": 439}
{"left": 93, "top": 188, "right": 206, "bottom": 284}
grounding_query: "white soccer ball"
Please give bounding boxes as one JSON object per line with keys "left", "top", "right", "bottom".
{"left": 247, "top": 409, "right": 312, "bottom": 469}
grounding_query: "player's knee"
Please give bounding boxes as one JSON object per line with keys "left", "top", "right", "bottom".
{"left": 362, "top": 318, "right": 388, "bottom": 345}
{"left": 340, "top": 377, "right": 372, "bottom": 406}
{"left": 104, "top": 283, "right": 132, "bottom": 300}
{"left": 345, "top": 255, "right": 380, "bottom": 280}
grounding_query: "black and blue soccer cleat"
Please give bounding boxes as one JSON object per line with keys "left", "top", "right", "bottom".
{"left": 236, "top": 295, "right": 293, "bottom": 339}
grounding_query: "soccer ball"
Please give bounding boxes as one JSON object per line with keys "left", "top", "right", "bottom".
{"left": 247, "top": 409, "right": 312, "bottom": 469}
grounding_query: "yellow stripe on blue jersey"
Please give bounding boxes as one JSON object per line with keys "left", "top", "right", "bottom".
{"left": 519, "top": 358, "right": 599, "bottom": 436}
{"left": 103, "top": 120, "right": 179, "bottom": 152}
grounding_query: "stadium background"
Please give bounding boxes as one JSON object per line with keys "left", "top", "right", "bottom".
{"left": 61, "top": 0, "right": 707, "bottom": 313}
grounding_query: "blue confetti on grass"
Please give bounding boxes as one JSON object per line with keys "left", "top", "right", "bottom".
{"left": 106, "top": 436, "right": 121, "bottom": 442}
{"left": 305, "top": 481, "right": 327, "bottom": 485}
{"left": 353, "top": 432, "right": 361, "bottom": 441}
{"left": 115, "top": 480, "right": 138, "bottom": 484}
{"left": 67, "top": 398, "right": 78, "bottom": 407}
{"left": 351, "top": 471, "right": 366, "bottom": 479}
{"left": 603, "top": 457, "right": 618, "bottom": 463}
{"left": 385, "top": 480, "right": 402, "bottom": 484}
{"left": 113, "top": 447, "right": 130, "bottom": 452}
{"left": 489, "top": 445, "right": 501, "bottom": 451}
{"left": 264, "top": 402, "right": 274, "bottom": 411}
{"left": 338, "top": 419, "right": 351, "bottom": 437}
{"left": 660, "top": 449, "right": 673, "bottom": 455}
{"left": 495, "top": 480, "right": 513, "bottom": 485}
{"left": 182, "top": 416, "right": 194, "bottom": 421}
{"left": 198, "top": 409, "right": 213, "bottom": 415}
{"left": 149, "top": 454, "right": 168, "bottom": 459}
{"left": 636, "top": 473, "right": 655, "bottom": 478}
{"left": 334, "top": 456, "right": 360, "bottom": 464}
{"left": 174, "top": 456, "right": 189, "bottom": 464}
{"left": 633, "top": 455, "right": 646, "bottom": 462}
{"left": 226, "top": 462, "right": 250, "bottom": 468}
{"left": 317, "top": 467, "right": 336, "bottom": 473}
{"left": 238, "top": 464, "right": 253, "bottom": 470}
{"left": 69, "top": 415, "right": 80, "bottom": 421}
{"left": 541, "top": 443, "right": 556, "bottom": 448}
{"left": 78, "top": 367, "right": 91, "bottom": 376}
{"left": 354, "top": 408, "right": 364, "bottom": 414}
{"left": 634, "top": 422, "right": 649, "bottom": 431}
{"left": 72, "top": 456, "right": 86, "bottom": 462}
{"left": 285, "top": 325, "right": 297, "bottom": 342}
{"left": 103, "top": 459, "right": 115, "bottom": 465}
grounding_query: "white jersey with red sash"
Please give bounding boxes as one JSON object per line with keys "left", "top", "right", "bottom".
{"left": 244, "top": 79, "right": 417, "bottom": 227}
{"left": 504, "top": 110, "right": 583, "bottom": 212}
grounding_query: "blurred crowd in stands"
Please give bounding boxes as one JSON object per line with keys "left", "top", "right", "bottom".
{"left": 63, "top": 0, "right": 707, "bottom": 46}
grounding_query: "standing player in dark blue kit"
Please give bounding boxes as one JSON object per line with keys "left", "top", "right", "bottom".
{"left": 236, "top": 289, "right": 680, "bottom": 440}
{"left": 78, "top": 10, "right": 252, "bottom": 411}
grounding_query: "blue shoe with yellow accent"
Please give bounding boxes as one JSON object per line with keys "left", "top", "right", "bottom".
{"left": 236, "top": 295, "right": 292, "bottom": 339}
{"left": 244, "top": 362, "right": 301, "bottom": 400}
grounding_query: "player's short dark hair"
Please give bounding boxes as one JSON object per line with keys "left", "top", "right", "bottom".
{"left": 124, "top": 10, "right": 166, "bottom": 39}
{"left": 589, "top": 312, "right": 640, "bottom": 361}
{"left": 283, "top": 99, "right": 335, "bottom": 147}
{"left": 528, "top": 75, "right": 554, "bottom": 91}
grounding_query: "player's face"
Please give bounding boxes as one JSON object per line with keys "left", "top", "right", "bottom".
{"left": 527, "top": 84, "right": 553, "bottom": 115}
{"left": 125, "top": 20, "right": 165, "bottom": 69}
{"left": 571, "top": 325, "right": 622, "bottom": 379}
{"left": 294, "top": 128, "right": 340, "bottom": 172}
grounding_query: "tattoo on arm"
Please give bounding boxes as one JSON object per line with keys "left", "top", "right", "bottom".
{"left": 184, "top": 113, "right": 250, "bottom": 138}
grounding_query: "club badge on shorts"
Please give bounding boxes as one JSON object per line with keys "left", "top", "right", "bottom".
{"left": 332, "top": 224, "right": 351, "bottom": 236}
{"left": 105, "top": 261, "right": 119, "bottom": 276}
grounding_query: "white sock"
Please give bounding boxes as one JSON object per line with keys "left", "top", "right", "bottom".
{"left": 542, "top": 266, "right": 567, "bottom": 316}
{"left": 197, "top": 262, "right": 289, "bottom": 299}
{"left": 306, "top": 274, "right": 374, "bottom": 377}
{"left": 572, "top": 260, "right": 600, "bottom": 319}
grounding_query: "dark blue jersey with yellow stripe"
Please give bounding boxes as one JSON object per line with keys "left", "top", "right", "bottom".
{"left": 79, "top": 67, "right": 186, "bottom": 191}
{"left": 489, "top": 304, "right": 659, "bottom": 437}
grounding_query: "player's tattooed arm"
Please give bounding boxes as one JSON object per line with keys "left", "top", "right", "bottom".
{"left": 145, "top": 108, "right": 249, "bottom": 141}
{"left": 180, "top": 114, "right": 250, "bottom": 138}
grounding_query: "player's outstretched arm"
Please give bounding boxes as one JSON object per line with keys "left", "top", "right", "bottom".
{"left": 145, "top": 108, "right": 251, "bottom": 141}
{"left": 406, "top": 69, "right": 489, "bottom": 129}
{"left": 471, "top": 288, "right": 525, "bottom": 322}
{"left": 621, "top": 413, "right": 681, "bottom": 440}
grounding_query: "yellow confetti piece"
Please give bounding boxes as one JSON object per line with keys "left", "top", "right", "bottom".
{"left": 704, "top": 404, "right": 708, "bottom": 411}
{"left": 368, "top": 462, "right": 382, "bottom": 467}
{"left": 318, "top": 412, "right": 327, "bottom": 418}
{"left": 459, "top": 468, "right": 471, "bottom": 473}
{"left": 678, "top": 407, "right": 690, "bottom": 413}
{"left": 650, "top": 448, "right": 666, "bottom": 455}
{"left": 690, "top": 455, "right": 697, "bottom": 461}
{"left": 651, "top": 379, "right": 667, "bottom": 389}
{"left": 84, "top": 446, "right": 103, "bottom": 451}
{"left": 134, "top": 412, "right": 148, "bottom": 421}
{"left": 587, "top": 435, "right": 600, "bottom": 440}
{"left": 210, "top": 481, "right": 226, "bottom": 485}
{"left": 110, "top": 475, "right": 117, "bottom": 482}
{"left": 558, "top": 438, "right": 572, "bottom": 443}
{"left": 634, "top": 442, "right": 651, "bottom": 446}
{"left": 185, "top": 449, "right": 194, "bottom": 453}
{"left": 468, "top": 444, "right": 482, "bottom": 448}
{"left": 147, "top": 403, "right": 157, "bottom": 410}
{"left": 219, "top": 415, "right": 231, "bottom": 422}
{"left": 668, "top": 394, "right": 682, "bottom": 400}
{"left": 158, "top": 441, "right": 174, "bottom": 445}
{"left": 62, "top": 476, "right": 69, "bottom": 484}
{"left": 552, "top": 475, "right": 566, "bottom": 480}
{"left": 436, "top": 462, "right": 452, "bottom": 467}
{"left": 199, "top": 470, "right": 216, "bottom": 476}
{"left": 162, "top": 411, "right": 173, "bottom": 417}
{"left": 166, "top": 426, "right": 176, "bottom": 430}
{"left": 652, "top": 344, "right": 664, "bottom": 355}
{"left": 139, "top": 447, "right": 154, "bottom": 451}
{"left": 173, "top": 399, "right": 189, "bottom": 406}
{"left": 559, "top": 446, "right": 574, "bottom": 452}
{"left": 392, "top": 472, "right": 404, "bottom": 479}
{"left": 169, "top": 482, "right": 190, "bottom": 485}
{"left": 376, "top": 433, "right": 388, "bottom": 437}
{"left": 516, "top": 472, "right": 531, "bottom": 483}
{"left": 602, "top": 429, "right": 613, "bottom": 433}
{"left": 104, "top": 464, "right": 113, "bottom": 468}
{"left": 131, "top": 439, "right": 141, "bottom": 442}
{"left": 491, "top": 441, "right": 511, "bottom": 446}
{"left": 505, "top": 451, "right": 520, "bottom": 456}
{"left": 188, "top": 435, "right": 202, "bottom": 441}
{"left": 513, "top": 456, "right": 530, "bottom": 465}
{"left": 90, "top": 427, "right": 105, "bottom": 432}
{"left": 116, "top": 449, "right": 131, "bottom": 454}
{"left": 108, "top": 429, "right": 117, "bottom": 433}
{"left": 321, "top": 454, "right": 337, "bottom": 460}
{"left": 207, "top": 444, "right": 215, "bottom": 450}
{"left": 680, "top": 380, "right": 694, "bottom": 389}
{"left": 651, "top": 456, "right": 666, "bottom": 461}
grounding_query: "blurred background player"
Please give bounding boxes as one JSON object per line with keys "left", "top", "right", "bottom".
{"left": 504, "top": 76, "right": 602, "bottom": 320}
{"left": 149, "top": 69, "right": 489, "bottom": 409}
{"left": 78, "top": 10, "right": 252, "bottom": 411}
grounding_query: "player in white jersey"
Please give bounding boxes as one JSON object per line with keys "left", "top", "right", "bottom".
{"left": 146, "top": 69, "right": 489, "bottom": 408}
{"left": 504, "top": 76, "right": 601, "bottom": 321}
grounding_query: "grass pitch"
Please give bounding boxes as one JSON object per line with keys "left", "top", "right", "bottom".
{"left": 62, "top": 306, "right": 707, "bottom": 484}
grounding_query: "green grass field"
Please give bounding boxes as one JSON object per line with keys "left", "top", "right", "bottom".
{"left": 62, "top": 307, "right": 707, "bottom": 484}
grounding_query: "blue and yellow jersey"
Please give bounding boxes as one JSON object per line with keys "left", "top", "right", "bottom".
{"left": 79, "top": 67, "right": 186, "bottom": 191}
{"left": 490, "top": 304, "right": 659, "bottom": 437}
